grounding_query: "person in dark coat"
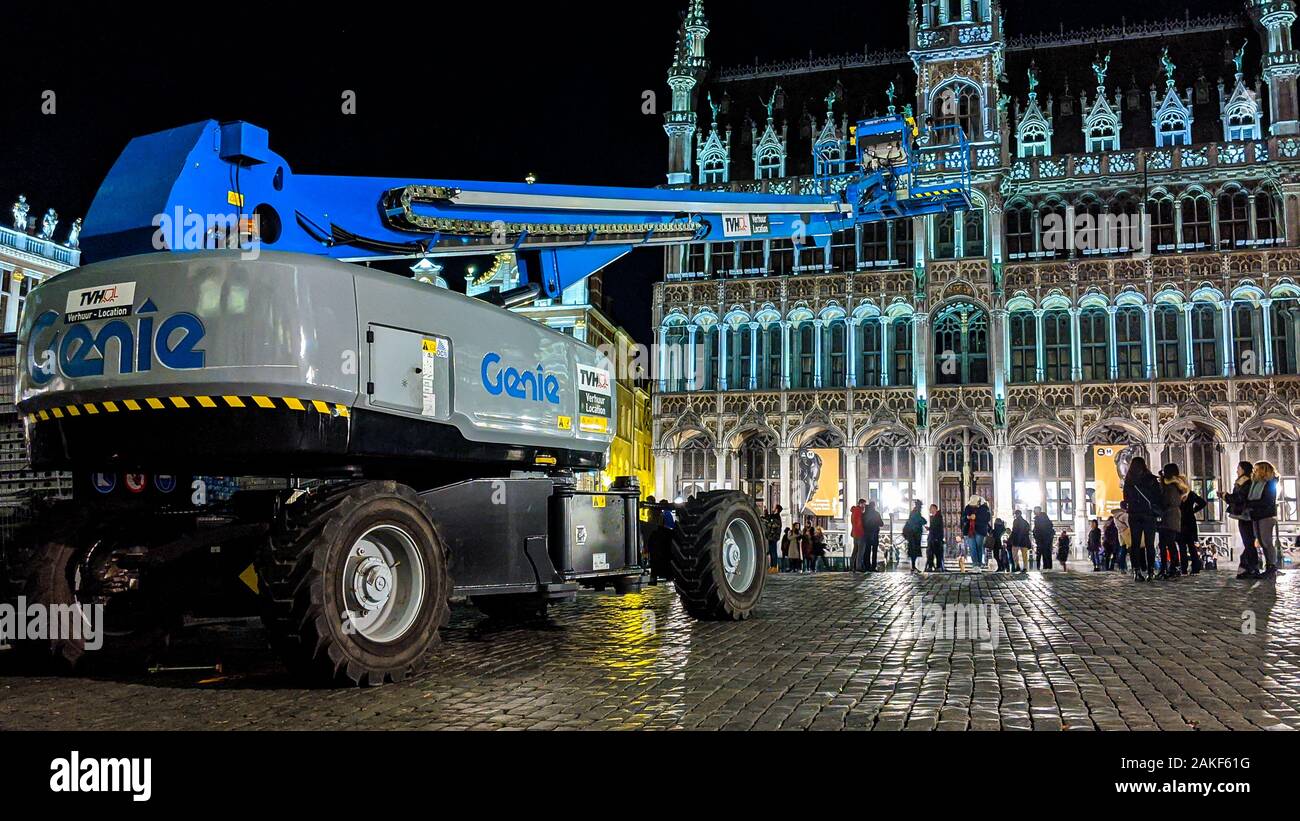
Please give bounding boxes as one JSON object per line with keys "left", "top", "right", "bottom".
{"left": 1010, "top": 510, "right": 1031, "bottom": 573}
{"left": 780, "top": 527, "right": 793, "bottom": 573}
{"left": 1032, "top": 507, "right": 1055, "bottom": 570}
{"left": 1057, "top": 530, "right": 1071, "bottom": 570}
{"left": 1103, "top": 517, "right": 1120, "bottom": 571}
{"left": 927, "top": 504, "right": 945, "bottom": 572}
{"left": 1123, "top": 456, "right": 1164, "bottom": 582}
{"left": 1222, "top": 461, "right": 1259, "bottom": 579}
{"left": 1179, "top": 485, "right": 1208, "bottom": 575}
{"left": 1087, "top": 520, "right": 1103, "bottom": 570}
{"left": 863, "top": 502, "right": 884, "bottom": 573}
{"left": 989, "top": 516, "right": 1008, "bottom": 572}
{"left": 904, "top": 500, "right": 925, "bottom": 572}
{"left": 1157, "top": 464, "right": 1190, "bottom": 579}
{"left": 960, "top": 496, "right": 992, "bottom": 570}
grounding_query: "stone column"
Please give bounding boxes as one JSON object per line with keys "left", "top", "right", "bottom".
{"left": 847, "top": 317, "right": 859, "bottom": 388}
{"left": 1034, "top": 308, "right": 1046, "bottom": 382}
{"left": 656, "top": 325, "right": 669, "bottom": 392}
{"left": 1072, "top": 443, "right": 1088, "bottom": 545}
{"left": 845, "top": 446, "right": 861, "bottom": 511}
{"left": 715, "top": 445, "right": 728, "bottom": 491}
{"left": 718, "top": 325, "right": 729, "bottom": 391}
{"left": 1107, "top": 306, "right": 1119, "bottom": 380}
{"left": 1182, "top": 303, "right": 1195, "bottom": 378}
{"left": 1221, "top": 299, "right": 1235, "bottom": 377}
{"left": 813, "top": 319, "right": 825, "bottom": 389}
{"left": 686, "top": 324, "right": 699, "bottom": 390}
{"left": 778, "top": 446, "right": 794, "bottom": 527}
{"left": 781, "top": 321, "right": 792, "bottom": 390}
{"left": 992, "top": 442, "right": 1015, "bottom": 523}
{"left": 748, "top": 322, "right": 760, "bottom": 390}
{"left": 1069, "top": 307, "right": 1083, "bottom": 382}
{"left": 1144, "top": 303, "right": 1158, "bottom": 379}
{"left": 1262, "top": 298, "right": 1276, "bottom": 376}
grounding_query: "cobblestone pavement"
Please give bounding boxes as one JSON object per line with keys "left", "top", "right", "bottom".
{"left": 2, "top": 568, "right": 1299, "bottom": 731}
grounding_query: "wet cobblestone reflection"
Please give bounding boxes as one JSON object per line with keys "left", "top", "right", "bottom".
{"left": 2, "top": 571, "right": 1299, "bottom": 731}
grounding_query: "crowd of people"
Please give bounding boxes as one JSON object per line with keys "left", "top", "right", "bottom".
{"left": 651, "top": 457, "right": 1287, "bottom": 582}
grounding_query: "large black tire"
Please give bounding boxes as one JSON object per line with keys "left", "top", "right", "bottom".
{"left": 16, "top": 522, "right": 175, "bottom": 671}
{"left": 256, "top": 481, "right": 449, "bottom": 687}
{"left": 669, "top": 492, "right": 766, "bottom": 620}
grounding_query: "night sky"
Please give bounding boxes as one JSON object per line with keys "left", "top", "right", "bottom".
{"left": 1, "top": 0, "right": 1237, "bottom": 342}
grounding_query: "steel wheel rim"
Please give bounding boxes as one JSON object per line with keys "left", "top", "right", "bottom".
{"left": 341, "top": 525, "right": 426, "bottom": 644}
{"left": 721, "top": 517, "right": 758, "bottom": 593}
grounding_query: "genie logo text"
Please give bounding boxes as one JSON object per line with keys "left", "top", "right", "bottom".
{"left": 28, "top": 294, "right": 206, "bottom": 386}
{"left": 481, "top": 352, "right": 561, "bottom": 405}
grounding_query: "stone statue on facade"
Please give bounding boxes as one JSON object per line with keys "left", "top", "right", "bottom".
{"left": 762, "top": 88, "right": 778, "bottom": 122}
{"left": 67, "top": 217, "right": 83, "bottom": 248}
{"left": 707, "top": 92, "right": 720, "bottom": 126}
{"left": 1092, "top": 52, "right": 1111, "bottom": 88}
{"left": 1235, "top": 41, "right": 1247, "bottom": 76}
{"left": 11, "top": 195, "right": 29, "bottom": 231}
{"left": 1028, "top": 64, "right": 1039, "bottom": 96}
{"left": 1161, "top": 48, "right": 1176, "bottom": 87}
{"left": 40, "top": 208, "right": 58, "bottom": 240}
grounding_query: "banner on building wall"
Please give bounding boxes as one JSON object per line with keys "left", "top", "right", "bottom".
{"left": 1092, "top": 444, "right": 1131, "bottom": 518}
{"left": 797, "top": 448, "right": 842, "bottom": 519}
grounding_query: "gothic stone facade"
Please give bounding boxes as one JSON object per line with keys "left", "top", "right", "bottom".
{"left": 651, "top": 1, "right": 1300, "bottom": 544}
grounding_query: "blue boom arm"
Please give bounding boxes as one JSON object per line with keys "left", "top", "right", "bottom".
{"left": 81, "top": 119, "right": 969, "bottom": 298}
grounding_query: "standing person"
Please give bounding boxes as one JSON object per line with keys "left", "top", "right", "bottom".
{"left": 1157, "top": 464, "right": 1190, "bottom": 579}
{"left": 849, "top": 500, "right": 868, "bottom": 572}
{"left": 864, "top": 502, "right": 884, "bottom": 573}
{"left": 1057, "top": 530, "right": 1071, "bottom": 571}
{"left": 990, "top": 516, "right": 1008, "bottom": 572}
{"left": 763, "top": 504, "right": 783, "bottom": 575}
{"left": 1032, "top": 507, "right": 1055, "bottom": 570}
{"left": 780, "top": 527, "right": 793, "bottom": 573}
{"left": 1248, "top": 461, "right": 1282, "bottom": 579}
{"left": 1223, "top": 461, "right": 1260, "bottom": 579}
{"left": 1179, "top": 482, "right": 1208, "bottom": 575}
{"left": 1114, "top": 502, "right": 1131, "bottom": 572}
{"left": 1123, "top": 457, "right": 1163, "bottom": 583}
{"left": 1087, "top": 520, "right": 1103, "bottom": 570}
{"left": 1103, "top": 516, "right": 1120, "bottom": 571}
{"left": 904, "top": 500, "right": 925, "bottom": 573}
{"left": 1010, "top": 510, "right": 1031, "bottom": 573}
{"left": 800, "top": 524, "right": 816, "bottom": 574}
{"left": 812, "top": 526, "right": 827, "bottom": 573}
{"left": 961, "top": 495, "right": 992, "bottom": 572}
{"left": 927, "top": 503, "right": 946, "bottom": 573}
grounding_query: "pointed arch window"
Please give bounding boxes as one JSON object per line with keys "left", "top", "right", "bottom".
{"left": 1153, "top": 304, "right": 1184, "bottom": 377}
{"left": 1274, "top": 300, "right": 1300, "bottom": 376}
{"left": 1019, "top": 122, "right": 1049, "bottom": 157}
{"left": 933, "top": 82, "right": 983, "bottom": 143}
{"left": 761, "top": 323, "right": 783, "bottom": 389}
{"left": 1219, "top": 189, "right": 1251, "bottom": 250}
{"left": 1190, "top": 303, "right": 1221, "bottom": 378}
{"left": 1156, "top": 111, "right": 1190, "bottom": 147}
{"left": 892, "top": 317, "right": 915, "bottom": 387}
{"left": 1149, "top": 196, "right": 1176, "bottom": 253}
{"left": 1080, "top": 308, "right": 1110, "bottom": 381}
{"left": 1116, "top": 307, "right": 1145, "bottom": 380}
{"left": 825, "top": 319, "right": 848, "bottom": 388}
{"left": 1005, "top": 204, "right": 1034, "bottom": 259}
{"left": 1181, "top": 195, "right": 1213, "bottom": 250}
{"left": 676, "top": 437, "right": 716, "bottom": 498}
{"left": 858, "top": 319, "right": 882, "bottom": 388}
{"left": 1232, "top": 302, "right": 1260, "bottom": 375}
{"left": 1043, "top": 309, "right": 1072, "bottom": 383}
{"left": 1009, "top": 311, "right": 1037, "bottom": 384}
{"left": 793, "top": 321, "right": 816, "bottom": 389}
{"left": 1257, "top": 193, "right": 1280, "bottom": 246}
{"left": 934, "top": 303, "right": 989, "bottom": 385}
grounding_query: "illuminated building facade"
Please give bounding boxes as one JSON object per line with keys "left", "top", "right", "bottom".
{"left": 652, "top": 1, "right": 1300, "bottom": 544}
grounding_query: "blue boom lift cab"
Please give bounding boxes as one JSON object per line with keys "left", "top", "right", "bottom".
{"left": 12, "top": 118, "right": 968, "bottom": 685}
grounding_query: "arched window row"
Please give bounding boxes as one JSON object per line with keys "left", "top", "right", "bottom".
{"left": 660, "top": 315, "right": 916, "bottom": 392}
{"left": 673, "top": 221, "right": 916, "bottom": 281}
{"left": 1004, "top": 188, "right": 1283, "bottom": 261}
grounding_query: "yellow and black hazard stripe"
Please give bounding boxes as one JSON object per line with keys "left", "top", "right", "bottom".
{"left": 912, "top": 187, "right": 965, "bottom": 199}
{"left": 25, "top": 395, "right": 351, "bottom": 425}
